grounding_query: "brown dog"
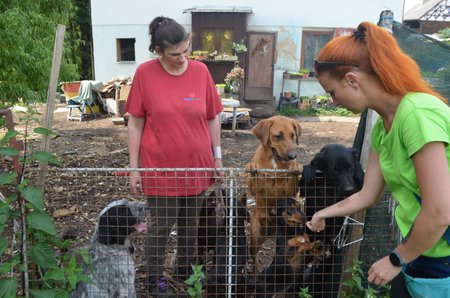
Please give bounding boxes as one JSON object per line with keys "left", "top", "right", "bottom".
{"left": 245, "top": 115, "right": 303, "bottom": 255}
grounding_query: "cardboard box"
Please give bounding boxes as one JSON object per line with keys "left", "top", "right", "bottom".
{"left": 119, "top": 85, "right": 131, "bottom": 100}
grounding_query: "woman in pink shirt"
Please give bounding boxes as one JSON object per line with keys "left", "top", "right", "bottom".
{"left": 125, "top": 16, "right": 223, "bottom": 296}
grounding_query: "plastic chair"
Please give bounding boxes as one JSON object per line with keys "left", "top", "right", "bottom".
{"left": 67, "top": 99, "right": 98, "bottom": 121}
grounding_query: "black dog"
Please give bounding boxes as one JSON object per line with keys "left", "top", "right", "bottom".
{"left": 254, "top": 198, "right": 322, "bottom": 297}
{"left": 198, "top": 189, "right": 249, "bottom": 297}
{"left": 71, "top": 199, "right": 148, "bottom": 298}
{"left": 299, "top": 144, "right": 364, "bottom": 297}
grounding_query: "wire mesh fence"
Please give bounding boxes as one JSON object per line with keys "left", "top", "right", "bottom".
{"left": 33, "top": 167, "right": 399, "bottom": 297}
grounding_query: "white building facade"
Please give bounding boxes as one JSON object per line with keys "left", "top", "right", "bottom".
{"left": 90, "top": 0, "right": 404, "bottom": 101}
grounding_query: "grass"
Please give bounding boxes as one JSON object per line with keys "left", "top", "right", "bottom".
{"left": 278, "top": 105, "right": 358, "bottom": 117}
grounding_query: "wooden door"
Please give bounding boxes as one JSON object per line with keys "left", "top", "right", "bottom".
{"left": 244, "top": 32, "right": 276, "bottom": 101}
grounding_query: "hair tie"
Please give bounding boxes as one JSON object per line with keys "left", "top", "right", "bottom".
{"left": 353, "top": 27, "right": 366, "bottom": 41}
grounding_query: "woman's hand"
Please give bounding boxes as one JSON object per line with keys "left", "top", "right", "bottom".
{"left": 368, "top": 256, "right": 402, "bottom": 286}
{"left": 130, "top": 171, "right": 143, "bottom": 195}
{"left": 306, "top": 212, "right": 326, "bottom": 232}
{"left": 214, "top": 158, "right": 224, "bottom": 183}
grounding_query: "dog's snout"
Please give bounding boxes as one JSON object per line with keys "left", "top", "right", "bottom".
{"left": 287, "top": 152, "right": 297, "bottom": 160}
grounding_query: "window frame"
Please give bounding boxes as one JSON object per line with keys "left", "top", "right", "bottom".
{"left": 300, "top": 30, "right": 334, "bottom": 72}
{"left": 116, "top": 38, "right": 136, "bottom": 62}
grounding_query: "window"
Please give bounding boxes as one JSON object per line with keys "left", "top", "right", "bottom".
{"left": 116, "top": 38, "right": 135, "bottom": 62}
{"left": 301, "top": 31, "right": 333, "bottom": 71}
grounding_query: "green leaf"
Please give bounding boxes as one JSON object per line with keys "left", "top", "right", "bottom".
{"left": 187, "top": 287, "right": 197, "bottom": 296}
{"left": 67, "top": 272, "right": 78, "bottom": 290}
{"left": 30, "top": 289, "right": 57, "bottom": 298}
{"left": 43, "top": 268, "right": 66, "bottom": 282}
{"left": 0, "top": 238, "right": 7, "bottom": 256}
{"left": 0, "top": 130, "right": 19, "bottom": 145}
{"left": 194, "top": 282, "right": 202, "bottom": 292}
{"left": 33, "top": 127, "right": 56, "bottom": 136}
{"left": 0, "top": 203, "right": 10, "bottom": 233}
{"left": 0, "top": 263, "right": 9, "bottom": 275}
{"left": 30, "top": 151, "right": 62, "bottom": 166}
{"left": 0, "top": 147, "right": 19, "bottom": 157}
{"left": 29, "top": 242, "right": 58, "bottom": 269}
{"left": 184, "top": 275, "right": 196, "bottom": 285}
{"left": 19, "top": 185, "right": 44, "bottom": 212}
{"left": 27, "top": 211, "right": 57, "bottom": 236}
{"left": 0, "top": 277, "right": 18, "bottom": 298}
{"left": 0, "top": 172, "right": 17, "bottom": 185}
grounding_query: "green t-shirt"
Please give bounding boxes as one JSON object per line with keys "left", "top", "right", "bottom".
{"left": 371, "top": 92, "right": 450, "bottom": 257}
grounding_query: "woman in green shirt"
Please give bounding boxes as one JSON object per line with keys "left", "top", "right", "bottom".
{"left": 307, "top": 21, "right": 450, "bottom": 296}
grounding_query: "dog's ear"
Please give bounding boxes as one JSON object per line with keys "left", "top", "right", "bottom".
{"left": 351, "top": 148, "right": 360, "bottom": 161}
{"left": 310, "top": 151, "right": 326, "bottom": 172}
{"left": 301, "top": 164, "right": 317, "bottom": 182}
{"left": 98, "top": 206, "right": 119, "bottom": 245}
{"left": 251, "top": 118, "right": 272, "bottom": 145}
{"left": 98, "top": 205, "right": 136, "bottom": 246}
{"left": 293, "top": 120, "right": 302, "bottom": 145}
{"left": 353, "top": 161, "right": 365, "bottom": 190}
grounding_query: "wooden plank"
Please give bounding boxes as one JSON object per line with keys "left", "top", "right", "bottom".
{"left": 37, "top": 24, "right": 66, "bottom": 188}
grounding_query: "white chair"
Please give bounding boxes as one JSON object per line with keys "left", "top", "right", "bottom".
{"left": 66, "top": 81, "right": 103, "bottom": 121}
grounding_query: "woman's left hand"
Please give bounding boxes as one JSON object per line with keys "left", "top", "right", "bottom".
{"left": 368, "top": 255, "right": 402, "bottom": 286}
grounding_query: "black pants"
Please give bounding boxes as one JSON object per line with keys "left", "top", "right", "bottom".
{"left": 390, "top": 273, "right": 411, "bottom": 298}
{"left": 146, "top": 194, "right": 204, "bottom": 284}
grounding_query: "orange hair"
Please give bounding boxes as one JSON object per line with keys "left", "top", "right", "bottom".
{"left": 316, "top": 22, "right": 447, "bottom": 103}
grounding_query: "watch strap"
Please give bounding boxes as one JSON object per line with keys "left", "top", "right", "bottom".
{"left": 390, "top": 249, "right": 408, "bottom": 267}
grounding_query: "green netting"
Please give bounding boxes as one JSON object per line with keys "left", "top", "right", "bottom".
{"left": 393, "top": 21, "right": 450, "bottom": 101}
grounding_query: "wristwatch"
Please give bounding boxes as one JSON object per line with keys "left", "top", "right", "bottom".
{"left": 389, "top": 250, "right": 408, "bottom": 267}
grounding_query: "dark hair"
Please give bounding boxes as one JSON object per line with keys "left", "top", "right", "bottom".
{"left": 315, "top": 22, "right": 447, "bottom": 103}
{"left": 148, "top": 16, "right": 190, "bottom": 53}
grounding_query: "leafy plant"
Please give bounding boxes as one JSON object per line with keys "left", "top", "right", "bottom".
{"left": 278, "top": 105, "right": 357, "bottom": 117}
{"left": 192, "top": 50, "right": 209, "bottom": 55}
{"left": 299, "top": 68, "right": 311, "bottom": 75}
{"left": 232, "top": 42, "right": 247, "bottom": 53}
{"left": 341, "top": 259, "right": 390, "bottom": 298}
{"left": 0, "top": 107, "right": 90, "bottom": 297}
{"left": 298, "top": 286, "right": 313, "bottom": 298}
{"left": 184, "top": 264, "right": 205, "bottom": 298}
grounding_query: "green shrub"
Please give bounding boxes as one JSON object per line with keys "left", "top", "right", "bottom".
{"left": 342, "top": 259, "right": 390, "bottom": 298}
{"left": 0, "top": 107, "right": 89, "bottom": 297}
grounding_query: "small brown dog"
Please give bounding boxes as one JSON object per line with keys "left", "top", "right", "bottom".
{"left": 245, "top": 115, "right": 303, "bottom": 254}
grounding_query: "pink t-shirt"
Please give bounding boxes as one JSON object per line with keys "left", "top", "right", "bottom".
{"left": 125, "top": 59, "right": 223, "bottom": 196}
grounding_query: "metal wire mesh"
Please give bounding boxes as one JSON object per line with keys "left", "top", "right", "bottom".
{"left": 393, "top": 21, "right": 450, "bottom": 101}
{"left": 33, "top": 167, "right": 399, "bottom": 297}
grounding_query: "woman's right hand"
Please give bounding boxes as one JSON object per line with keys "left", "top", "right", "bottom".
{"left": 306, "top": 212, "right": 326, "bottom": 233}
{"left": 130, "top": 171, "right": 143, "bottom": 195}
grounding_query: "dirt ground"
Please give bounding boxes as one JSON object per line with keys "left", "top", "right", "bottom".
{"left": 40, "top": 105, "right": 359, "bottom": 169}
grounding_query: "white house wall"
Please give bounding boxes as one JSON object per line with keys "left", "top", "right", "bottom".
{"left": 91, "top": 0, "right": 404, "bottom": 98}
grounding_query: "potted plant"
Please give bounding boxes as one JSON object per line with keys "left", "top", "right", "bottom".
{"left": 232, "top": 42, "right": 247, "bottom": 54}
{"left": 216, "top": 83, "right": 226, "bottom": 95}
{"left": 225, "top": 63, "right": 245, "bottom": 94}
{"left": 283, "top": 91, "right": 292, "bottom": 99}
{"left": 192, "top": 50, "right": 209, "bottom": 61}
{"left": 299, "top": 68, "right": 311, "bottom": 78}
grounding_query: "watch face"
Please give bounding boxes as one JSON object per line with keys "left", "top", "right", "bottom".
{"left": 389, "top": 252, "right": 400, "bottom": 266}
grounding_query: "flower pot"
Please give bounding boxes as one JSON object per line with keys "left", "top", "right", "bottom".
{"left": 193, "top": 53, "right": 208, "bottom": 61}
